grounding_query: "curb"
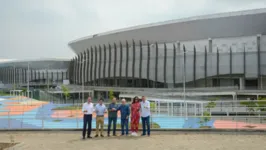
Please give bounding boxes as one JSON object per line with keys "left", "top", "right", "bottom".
{"left": 0, "top": 129, "right": 266, "bottom": 133}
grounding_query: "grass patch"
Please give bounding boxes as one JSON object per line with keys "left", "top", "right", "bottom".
{"left": 53, "top": 119, "right": 62, "bottom": 122}
{"left": 0, "top": 91, "right": 9, "bottom": 96}
{"left": 240, "top": 101, "right": 250, "bottom": 105}
{"left": 52, "top": 106, "right": 80, "bottom": 110}
{"left": 199, "top": 126, "right": 212, "bottom": 129}
{"left": 104, "top": 122, "right": 160, "bottom": 129}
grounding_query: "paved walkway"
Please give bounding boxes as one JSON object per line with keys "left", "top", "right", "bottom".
{"left": 0, "top": 131, "right": 266, "bottom": 150}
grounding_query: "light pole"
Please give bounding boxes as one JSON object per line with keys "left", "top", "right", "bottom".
{"left": 13, "top": 64, "right": 16, "bottom": 92}
{"left": 180, "top": 46, "right": 205, "bottom": 120}
{"left": 47, "top": 65, "right": 50, "bottom": 91}
{"left": 82, "top": 61, "right": 84, "bottom": 103}
{"left": 182, "top": 46, "right": 187, "bottom": 120}
{"left": 76, "top": 60, "right": 86, "bottom": 103}
{"left": 79, "top": 59, "right": 87, "bottom": 103}
{"left": 27, "top": 62, "right": 30, "bottom": 98}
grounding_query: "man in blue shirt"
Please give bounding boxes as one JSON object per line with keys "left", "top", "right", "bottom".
{"left": 107, "top": 97, "right": 119, "bottom": 136}
{"left": 118, "top": 99, "right": 130, "bottom": 136}
{"left": 95, "top": 98, "right": 106, "bottom": 137}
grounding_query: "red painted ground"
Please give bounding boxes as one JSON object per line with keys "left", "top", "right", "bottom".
{"left": 51, "top": 110, "right": 121, "bottom": 119}
{"left": 0, "top": 97, "right": 47, "bottom": 116}
{"left": 214, "top": 120, "right": 266, "bottom": 129}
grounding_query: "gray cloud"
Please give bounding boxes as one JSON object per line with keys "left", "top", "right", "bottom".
{"left": 0, "top": 0, "right": 265, "bottom": 60}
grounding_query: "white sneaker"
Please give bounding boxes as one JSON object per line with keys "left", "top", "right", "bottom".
{"left": 132, "top": 132, "right": 137, "bottom": 136}
{"left": 134, "top": 132, "right": 138, "bottom": 136}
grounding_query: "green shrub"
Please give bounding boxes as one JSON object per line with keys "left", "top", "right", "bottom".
{"left": 0, "top": 91, "right": 9, "bottom": 96}
{"left": 240, "top": 100, "right": 258, "bottom": 112}
{"left": 53, "top": 119, "right": 62, "bottom": 122}
{"left": 52, "top": 106, "right": 80, "bottom": 110}
{"left": 150, "top": 102, "right": 156, "bottom": 111}
{"left": 257, "top": 97, "right": 266, "bottom": 112}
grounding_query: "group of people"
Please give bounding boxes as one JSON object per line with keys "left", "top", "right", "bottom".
{"left": 82, "top": 96, "right": 151, "bottom": 139}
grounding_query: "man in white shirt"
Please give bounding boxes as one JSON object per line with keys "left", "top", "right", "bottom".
{"left": 82, "top": 96, "right": 94, "bottom": 139}
{"left": 140, "top": 96, "right": 150, "bottom": 136}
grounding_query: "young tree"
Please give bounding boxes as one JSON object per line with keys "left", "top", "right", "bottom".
{"left": 61, "top": 85, "right": 70, "bottom": 102}
{"left": 199, "top": 98, "right": 217, "bottom": 128}
{"left": 108, "top": 90, "right": 114, "bottom": 101}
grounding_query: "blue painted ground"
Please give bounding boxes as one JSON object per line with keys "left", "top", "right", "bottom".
{"left": 183, "top": 118, "right": 214, "bottom": 128}
{"left": 0, "top": 118, "right": 41, "bottom": 129}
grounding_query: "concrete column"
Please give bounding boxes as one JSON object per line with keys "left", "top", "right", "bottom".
{"left": 171, "top": 102, "right": 173, "bottom": 116}
{"left": 91, "top": 90, "right": 94, "bottom": 100}
{"left": 208, "top": 38, "right": 212, "bottom": 53}
{"left": 201, "top": 103, "right": 203, "bottom": 116}
{"left": 239, "top": 77, "right": 245, "bottom": 90}
{"left": 180, "top": 102, "right": 183, "bottom": 116}
{"left": 158, "top": 101, "right": 161, "bottom": 115}
{"left": 194, "top": 103, "right": 197, "bottom": 116}
{"left": 155, "top": 101, "right": 157, "bottom": 114}
{"left": 185, "top": 102, "right": 188, "bottom": 120}
{"left": 78, "top": 92, "right": 80, "bottom": 104}
{"left": 167, "top": 102, "right": 169, "bottom": 116}
{"left": 176, "top": 41, "right": 180, "bottom": 53}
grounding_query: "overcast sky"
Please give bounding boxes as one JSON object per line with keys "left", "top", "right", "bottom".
{"left": 0, "top": 0, "right": 265, "bottom": 61}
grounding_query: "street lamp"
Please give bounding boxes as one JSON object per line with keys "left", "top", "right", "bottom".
{"left": 182, "top": 45, "right": 187, "bottom": 120}
{"left": 78, "top": 59, "right": 87, "bottom": 103}
{"left": 46, "top": 64, "right": 50, "bottom": 91}
{"left": 27, "top": 62, "right": 30, "bottom": 98}
{"left": 13, "top": 64, "right": 16, "bottom": 92}
{"left": 181, "top": 46, "right": 206, "bottom": 120}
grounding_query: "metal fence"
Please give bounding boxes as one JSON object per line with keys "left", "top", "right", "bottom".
{"left": 0, "top": 97, "right": 266, "bottom": 130}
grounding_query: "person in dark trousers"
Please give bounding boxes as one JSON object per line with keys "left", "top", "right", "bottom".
{"left": 107, "top": 97, "right": 119, "bottom": 136}
{"left": 140, "top": 96, "right": 151, "bottom": 136}
{"left": 118, "top": 99, "right": 130, "bottom": 136}
{"left": 82, "top": 96, "right": 94, "bottom": 139}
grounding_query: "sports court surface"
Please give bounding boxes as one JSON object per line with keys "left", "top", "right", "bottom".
{"left": 0, "top": 96, "right": 266, "bottom": 129}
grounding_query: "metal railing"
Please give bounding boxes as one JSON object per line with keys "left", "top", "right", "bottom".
{"left": 55, "top": 85, "right": 239, "bottom": 92}
{"left": 0, "top": 100, "right": 266, "bottom": 130}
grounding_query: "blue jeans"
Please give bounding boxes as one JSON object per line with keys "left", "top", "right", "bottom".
{"left": 121, "top": 118, "right": 129, "bottom": 135}
{"left": 107, "top": 117, "right": 117, "bottom": 135}
{"left": 141, "top": 116, "right": 150, "bottom": 135}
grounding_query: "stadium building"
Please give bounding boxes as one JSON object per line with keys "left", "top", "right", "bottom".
{"left": 68, "top": 8, "right": 266, "bottom": 90}
{"left": 0, "top": 59, "right": 69, "bottom": 89}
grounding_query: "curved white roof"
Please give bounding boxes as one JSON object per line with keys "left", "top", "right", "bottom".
{"left": 0, "top": 58, "right": 70, "bottom": 69}
{"left": 69, "top": 8, "right": 266, "bottom": 54}
{"left": 0, "top": 58, "right": 70, "bottom": 64}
